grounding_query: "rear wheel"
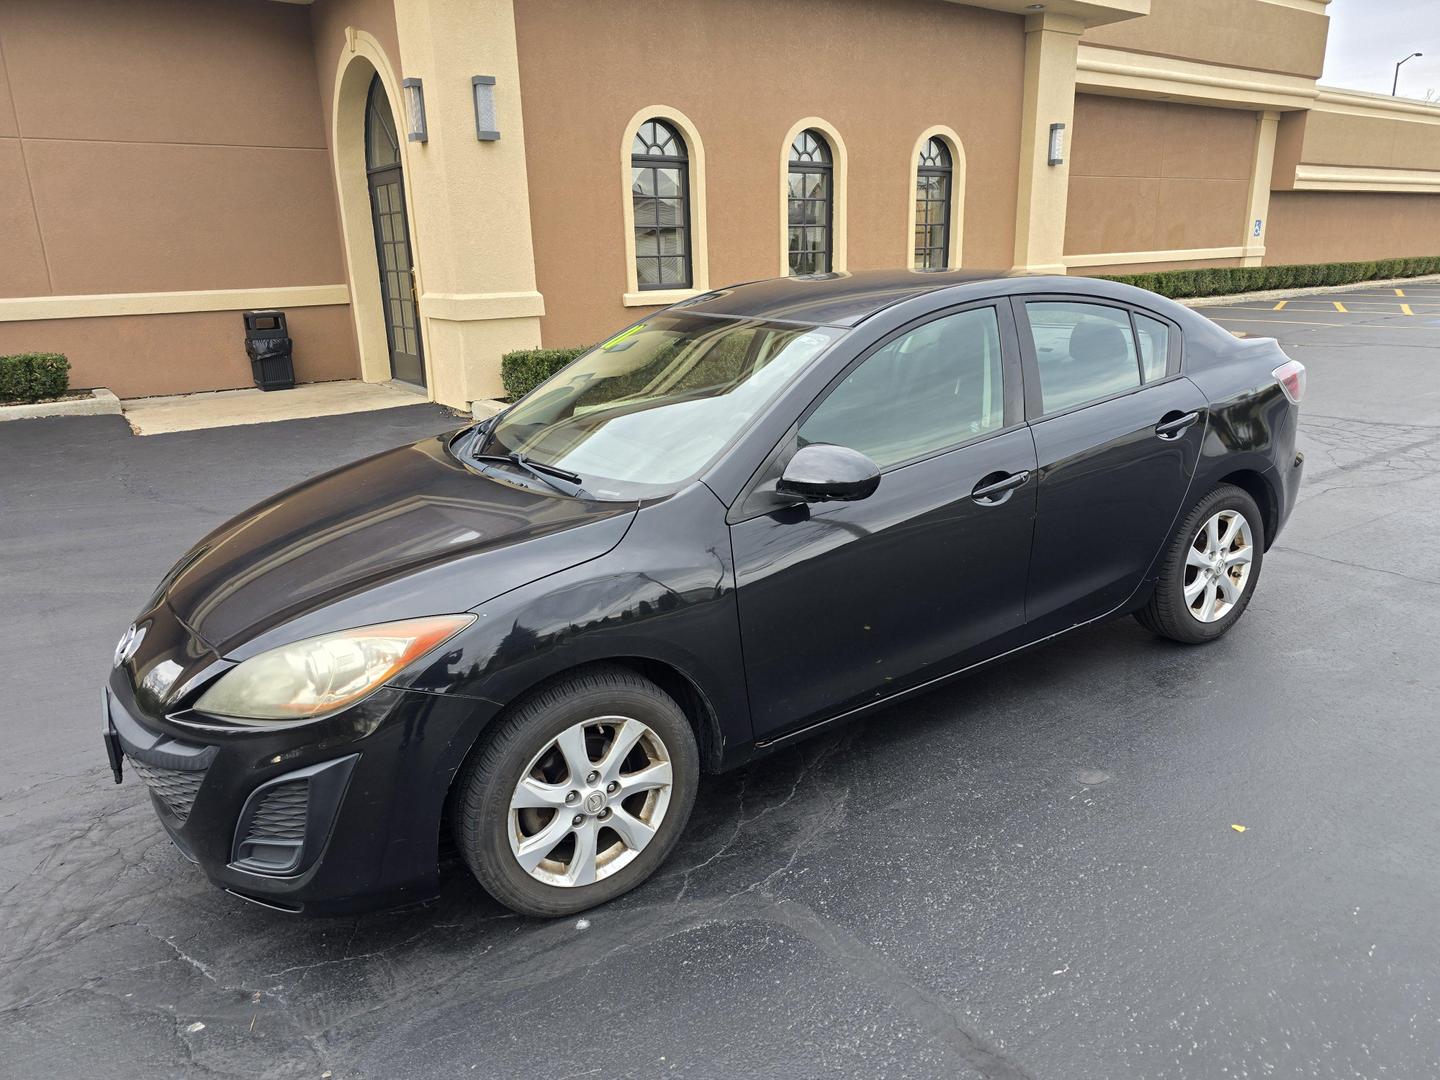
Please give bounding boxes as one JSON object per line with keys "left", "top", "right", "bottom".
{"left": 1136, "top": 483, "right": 1265, "bottom": 644}
{"left": 452, "top": 664, "right": 699, "bottom": 917}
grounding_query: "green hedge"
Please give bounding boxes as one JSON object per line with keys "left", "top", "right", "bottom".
{"left": 1100, "top": 256, "right": 1440, "bottom": 300}
{"left": 499, "top": 346, "right": 589, "bottom": 401}
{"left": 0, "top": 352, "right": 70, "bottom": 405}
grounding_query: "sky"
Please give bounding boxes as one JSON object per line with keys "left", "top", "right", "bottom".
{"left": 1321, "top": 0, "right": 1440, "bottom": 99}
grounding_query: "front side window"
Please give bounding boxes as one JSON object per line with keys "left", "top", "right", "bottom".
{"left": 631, "top": 119, "right": 691, "bottom": 289}
{"left": 799, "top": 307, "right": 1005, "bottom": 469}
{"left": 914, "top": 137, "right": 952, "bottom": 270}
{"left": 1025, "top": 302, "right": 1145, "bottom": 414}
{"left": 788, "top": 130, "right": 833, "bottom": 275}
{"left": 477, "top": 314, "right": 843, "bottom": 499}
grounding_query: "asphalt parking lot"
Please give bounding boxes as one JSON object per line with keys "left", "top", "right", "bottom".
{"left": 3, "top": 281, "right": 1439, "bottom": 1079}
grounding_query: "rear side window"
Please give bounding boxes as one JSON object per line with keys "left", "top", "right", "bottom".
{"left": 1135, "top": 314, "right": 1171, "bottom": 382}
{"left": 799, "top": 306, "right": 1005, "bottom": 468}
{"left": 1025, "top": 301, "right": 1140, "bottom": 414}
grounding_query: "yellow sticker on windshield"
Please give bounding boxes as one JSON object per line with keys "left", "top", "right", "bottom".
{"left": 600, "top": 323, "right": 645, "bottom": 351}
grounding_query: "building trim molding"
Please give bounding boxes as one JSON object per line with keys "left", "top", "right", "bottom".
{"left": 1063, "top": 246, "right": 1248, "bottom": 268}
{"left": 329, "top": 28, "right": 432, "bottom": 391}
{"left": 419, "top": 290, "right": 546, "bottom": 322}
{"left": 906, "top": 125, "right": 968, "bottom": 270}
{"left": 1312, "top": 86, "right": 1440, "bottom": 126}
{"left": 1255, "top": 0, "right": 1328, "bottom": 14}
{"left": 1291, "top": 164, "right": 1440, "bottom": 194}
{"left": 622, "top": 287, "right": 708, "bottom": 308}
{"left": 619, "top": 105, "right": 710, "bottom": 302}
{"left": 1076, "top": 44, "right": 1319, "bottom": 111}
{"left": 0, "top": 285, "right": 350, "bottom": 323}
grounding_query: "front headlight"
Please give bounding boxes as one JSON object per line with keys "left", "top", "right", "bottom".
{"left": 193, "top": 615, "right": 475, "bottom": 723}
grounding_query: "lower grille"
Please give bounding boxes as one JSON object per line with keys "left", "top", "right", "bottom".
{"left": 245, "top": 779, "right": 309, "bottom": 844}
{"left": 229, "top": 754, "right": 357, "bottom": 878}
{"left": 130, "top": 758, "right": 206, "bottom": 823}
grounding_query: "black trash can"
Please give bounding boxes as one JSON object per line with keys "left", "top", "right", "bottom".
{"left": 243, "top": 310, "right": 295, "bottom": 391}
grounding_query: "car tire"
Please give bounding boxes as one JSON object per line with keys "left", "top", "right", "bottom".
{"left": 1135, "top": 483, "right": 1266, "bottom": 645}
{"left": 451, "top": 664, "right": 699, "bottom": 917}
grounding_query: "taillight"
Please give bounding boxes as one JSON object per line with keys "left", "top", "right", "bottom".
{"left": 1272, "top": 358, "right": 1306, "bottom": 404}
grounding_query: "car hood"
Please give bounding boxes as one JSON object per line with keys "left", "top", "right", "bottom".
{"left": 163, "top": 433, "right": 637, "bottom": 657}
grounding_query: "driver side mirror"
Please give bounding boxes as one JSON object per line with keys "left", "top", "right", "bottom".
{"left": 776, "top": 444, "right": 881, "bottom": 503}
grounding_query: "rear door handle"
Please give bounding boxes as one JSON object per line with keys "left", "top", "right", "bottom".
{"left": 1155, "top": 410, "right": 1201, "bottom": 440}
{"left": 971, "top": 469, "right": 1030, "bottom": 504}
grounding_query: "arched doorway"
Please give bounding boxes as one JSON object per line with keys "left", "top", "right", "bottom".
{"left": 365, "top": 76, "right": 424, "bottom": 387}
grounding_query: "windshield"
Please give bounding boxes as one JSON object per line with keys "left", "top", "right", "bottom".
{"left": 475, "top": 313, "right": 844, "bottom": 499}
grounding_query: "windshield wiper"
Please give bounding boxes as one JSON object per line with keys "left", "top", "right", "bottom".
{"left": 469, "top": 449, "right": 587, "bottom": 497}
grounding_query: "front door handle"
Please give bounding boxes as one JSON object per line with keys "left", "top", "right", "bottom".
{"left": 1155, "top": 410, "right": 1201, "bottom": 440}
{"left": 971, "top": 469, "right": 1030, "bottom": 504}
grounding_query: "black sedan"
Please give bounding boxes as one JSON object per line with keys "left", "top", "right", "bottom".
{"left": 103, "top": 270, "right": 1305, "bottom": 917}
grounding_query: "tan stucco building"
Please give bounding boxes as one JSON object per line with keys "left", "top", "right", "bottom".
{"left": 1, "top": 0, "right": 1437, "bottom": 409}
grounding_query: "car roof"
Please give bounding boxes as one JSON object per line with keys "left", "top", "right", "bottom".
{"left": 673, "top": 268, "right": 1024, "bottom": 328}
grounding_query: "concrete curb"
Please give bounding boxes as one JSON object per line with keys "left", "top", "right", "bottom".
{"left": 0, "top": 387, "right": 120, "bottom": 422}
{"left": 1180, "top": 273, "right": 1440, "bottom": 308}
{"left": 471, "top": 398, "right": 506, "bottom": 420}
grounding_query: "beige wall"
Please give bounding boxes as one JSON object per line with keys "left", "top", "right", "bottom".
{"left": 310, "top": 0, "right": 404, "bottom": 121}
{"left": 515, "top": 0, "right": 1025, "bottom": 348}
{"left": 1082, "top": 0, "right": 1328, "bottom": 79}
{"left": 1273, "top": 104, "right": 1440, "bottom": 190}
{"left": 1265, "top": 191, "right": 1440, "bottom": 264}
{"left": 1065, "top": 94, "right": 1255, "bottom": 256}
{"left": 0, "top": 306, "right": 357, "bottom": 399}
{"left": 1082, "top": 257, "right": 1245, "bottom": 276}
{"left": 0, "top": 0, "right": 357, "bottom": 395}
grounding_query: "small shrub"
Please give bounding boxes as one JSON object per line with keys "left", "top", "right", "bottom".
{"left": 499, "top": 346, "right": 590, "bottom": 401}
{"left": 0, "top": 352, "right": 70, "bottom": 405}
{"left": 1098, "top": 257, "right": 1440, "bottom": 299}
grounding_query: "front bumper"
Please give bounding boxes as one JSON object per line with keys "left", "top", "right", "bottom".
{"left": 104, "top": 672, "right": 497, "bottom": 915}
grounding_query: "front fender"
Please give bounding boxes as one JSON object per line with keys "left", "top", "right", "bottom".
{"left": 388, "top": 482, "right": 752, "bottom": 772}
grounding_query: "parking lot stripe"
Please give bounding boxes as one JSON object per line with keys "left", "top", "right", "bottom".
{"left": 1272, "top": 300, "right": 1287, "bottom": 310}
{"left": 1266, "top": 300, "right": 1432, "bottom": 309}
{"left": 1402, "top": 303, "right": 1415, "bottom": 316}
{"left": 1333, "top": 301, "right": 1348, "bottom": 312}
{"left": 1207, "top": 315, "right": 1437, "bottom": 330}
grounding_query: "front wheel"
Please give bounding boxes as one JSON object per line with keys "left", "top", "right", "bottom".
{"left": 1136, "top": 483, "right": 1265, "bottom": 644}
{"left": 451, "top": 664, "right": 699, "bottom": 917}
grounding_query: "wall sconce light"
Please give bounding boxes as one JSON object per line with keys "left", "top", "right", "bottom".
{"left": 472, "top": 76, "right": 500, "bottom": 141}
{"left": 401, "top": 77, "right": 428, "bottom": 143}
{"left": 1047, "top": 122, "right": 1066, "bottom": 166}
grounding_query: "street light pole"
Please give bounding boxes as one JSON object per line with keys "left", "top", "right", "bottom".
{"left": 1393, "top": 52, "right": 1423, "bottom": 96}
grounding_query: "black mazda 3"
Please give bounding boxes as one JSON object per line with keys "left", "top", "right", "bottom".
{"left": 103, "top": 270, "right": 1305, "bottom": 916}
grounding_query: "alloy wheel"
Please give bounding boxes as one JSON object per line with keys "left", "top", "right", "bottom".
{"left": 508, "top": 716, "right": 673, "bottom": 888}
{"left": 1184, "top": 509, "right": 1254, "bottom": 623}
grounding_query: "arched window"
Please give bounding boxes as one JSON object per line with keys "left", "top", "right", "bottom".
{"left": 365, "top": 76, "right": 400, "bottom": 170}
{"left": 788, "top": 130, "right": 833, "bottom": 275}
{"left": 914, "top": 137, "right": 953, "bottom": 269}
{"left": 631, "top": 119, "right": 691, "bottom": 290}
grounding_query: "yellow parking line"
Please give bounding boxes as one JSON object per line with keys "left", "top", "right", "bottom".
{"left": 1396, "top": 288, "right": 1405, "bottom": 297}
{"left": 1402, "top": 303, "right": 1415, "bottom": 316}
{"left": 1332, "top": 301, "right": 1348, "bottom": 312}
{"left": 1268, "top": 300, "right": 1440, "bottom": 309}
{"left": 1208, "top": 315, "right": 1435, "bottom": 330}
{"left": 1272, "top": 300, "right": 1287, "bottom": 311}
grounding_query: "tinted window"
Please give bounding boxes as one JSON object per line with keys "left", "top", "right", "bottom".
{"left": 1135, "top": 313, "right": 1171, "bottom": 382}
{"left": 799, "top": 307, "right": 1004, "bottom": 468}
{"left": 1026, "top": 301, "right": 1140, "bottom": 414}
